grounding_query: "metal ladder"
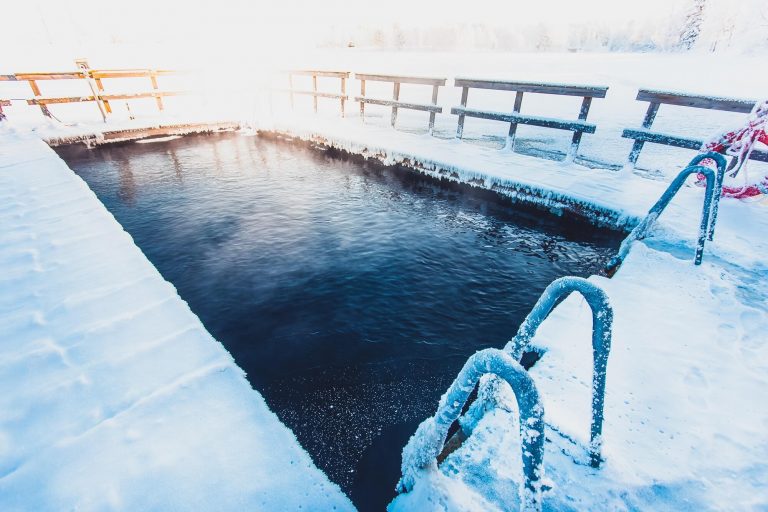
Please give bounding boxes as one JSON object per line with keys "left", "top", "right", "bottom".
{"left": 605, "top": 151, "right": 727, "bottom": 276}
{"left": 397, "top": 276, "right": 613, "bottom": 511}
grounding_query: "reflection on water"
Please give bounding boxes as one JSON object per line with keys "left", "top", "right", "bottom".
{"left": 57, "top": 133, "right": 621, "bottom": 511}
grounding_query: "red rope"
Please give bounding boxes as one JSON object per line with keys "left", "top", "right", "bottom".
{"left": 697, "top": 99, "right": 768, "bottom": 199}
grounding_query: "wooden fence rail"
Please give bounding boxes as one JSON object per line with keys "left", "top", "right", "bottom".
{"left": 452, "top": 78, "right": 608, "bottom": 160}
{"left": 622, "top": 89, "right": 767, "bottom": 166}
{"left": 284, "top": 70, "right": 350, "bottom": 116}
{"left": 0, "top": 59, "right": 185, "bottom": 122}
{"left": 355, "top": 73, "right": 446, "bottom": 134}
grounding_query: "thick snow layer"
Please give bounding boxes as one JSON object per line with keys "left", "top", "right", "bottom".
{"left": 2, "top": 50, "right": 767, "bottom": 510}
{"left": 0, "top": 132, "right": 354, "bottom": 511}
{"left": 390, "top": 242, "right": 768, "bottom": 510}
{"left": 260, "top": 92, "right": 768, "bottom": 509}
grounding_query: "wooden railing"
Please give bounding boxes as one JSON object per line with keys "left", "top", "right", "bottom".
{"left": 0, "top": 59, "right": 185, "bottom": 122}
{"left": 355, "top": 73, "right": 446, "bottom": 134}
{"left": 451, "top": 79, "right": 608, "bottom": 160}
{"left": 622, "top": 89, "right": 767, "bottom": 167}
{"left": 284, "top": 70, "right": 350, "bottom": 117}
{"left": 5, "top": 63, "right": 764, "bottom": 174}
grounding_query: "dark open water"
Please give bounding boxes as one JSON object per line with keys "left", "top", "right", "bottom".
{"left": 57, "top": 132, "right": 620, "bottom": 511}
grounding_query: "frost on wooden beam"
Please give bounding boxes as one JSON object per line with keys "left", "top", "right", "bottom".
{"left": 354, "top": 73, "right": 447, "bottom": 132}
{"left": 354, "top": 73, "right": 447, "bottom": 86}
{"left": 357, "top": 97, "right": 442, "bottom": 113}
{"left": 636, "top": 89, "right": 757, "bottom": 113}
{"left": 451, "top": 107, "right": 596, "bottom": 133}
{"left": 453, "top": 78, "right": 608, "bottom": 98}
{"left": 622, "top": 128, "right": 768, "bottom": 163}
{"left": 623, "top": 89, "right": 762, "bottom": 166}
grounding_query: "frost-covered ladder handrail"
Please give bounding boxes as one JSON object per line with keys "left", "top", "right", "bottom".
{"left": 398, "top": 349, "right": 545, "bottom": 512}
{"left": 605, "top": 152, "right": 727, "bottom": 276}
{"left": 509, "top": 276, "right": 612, "bottom": 468}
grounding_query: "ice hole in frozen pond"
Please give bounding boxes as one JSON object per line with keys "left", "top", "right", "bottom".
{"left": 56, "top": 132, "right": 622, "bottom": 511}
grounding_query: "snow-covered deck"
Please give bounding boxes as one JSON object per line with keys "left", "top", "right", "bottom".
{"left": 265, "top": 115, "right": 768, "bottom": 510}
{"left": 1, "top": 94, "right": 766, "bottom": 510}
{"left": 0, "top": 133, "right": 354, "bottom": 511}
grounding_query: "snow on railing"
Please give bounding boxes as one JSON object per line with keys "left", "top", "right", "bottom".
{"left": 622, "top": 89, "right": 768, "bottom": 167}
{"left": 355, "top": 73, "right": 446, "bottom": 134}
{"left": 605, "top": 151, "right": 727, "bottom": 276}
{"left": 281, "top": 70, "right": 350, "bottom": 117}
{"left": 397, "top": 348, "right": 545, "bottom": 512}
{"left": 451, "top": 78, "right": 608, "bottom": 161}
{"left": 0, "top": 59, "right": 185, "bottom": 123}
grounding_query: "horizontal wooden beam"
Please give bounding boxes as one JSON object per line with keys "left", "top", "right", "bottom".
{"left": 26, "top": 91, "right": 187, "bottom": 105}
{"left": 621, "top": 128, "right": 701, "bottom": 150}
{"left": 0, "top": 99, "right": 11, "bottom": 106}
{"left": 622, "top": 128, "right": 768, "bottom": 162}
{"left": 0, "top": 69, "right": 179, "bottom": 82}
{"left": 287, "top": 70, "right": 350, "bottom": 78}
{"left": 636, "top": 89, "right": 756, "bottom": 113}
{"left": 355, "top": 73, "right": 447, "bottom": 86}
{"left": 13, "top": 72, "right": 85, "bottom": 80}
{"left": 27, "top": 96, "right": 95, "bottom": 105}
{"left": 277, "top": 89, "right": 348, "bottom": 100}
{"left": 90, "top": 70, "right": 151, "bottom": 79}
{"left": 90, "top": 69, "right": 178, "bottom": 79}
{"left": 454, "top": 78, "right": 608, "bottom": 98}
{"left": 451, "top": 107, "right": 596, "bottom": 133}
{"left": 101, "top": 91, "right": 187, "bottom": 100}
{"left": 356, "top": 97, "right": 442, "bottom": 113}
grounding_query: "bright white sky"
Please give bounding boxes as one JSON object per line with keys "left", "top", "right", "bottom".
{"left": 2, "top": 0, "right": 686, "bottom": 68}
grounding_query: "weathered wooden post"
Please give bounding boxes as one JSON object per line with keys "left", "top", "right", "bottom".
{"left": 627, "top": 101, "right": 660, "bottom": 166}
{"left": 312, "top": 74, "right": 318, "bottom": 113}
{"left": 391, "top": 81, "right": 400, "bottom": 127}
{"left": 456, "top": 85, "right": 469, "bottom": 138}
{"left": 89, "top": 70, "right": 112, "bottom": 114}
{"left": 428, "top": 84, "right": 439, "bottom": 135}
{"left": 26, "top": 78, "right": 52, "bottom": 118}
{"left": 75, "top": 59, "right": 107, "bottom": 122}
{"left": 288, "top": 73, "right": 295, "bottom": 109}
{"left": 569, "top": 96, "right": 593, "bottom": 159}
{"left": 340, "top": 76, "right": 346, "bottom": 117}
{"left": 506, "top": 91, "right": 524, "bottom": 149}
{"left": 359, "top": 79, "right": 366, "bottom": 121}
{"left": 149, "top": 70, "right": 163, "bottom": 111}
{"left": 0, "top": 99, "right": 9, "bottom": 121}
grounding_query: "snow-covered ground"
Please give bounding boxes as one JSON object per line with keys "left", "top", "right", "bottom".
{"left": 389, "top": 244, "right": 768, "bottom": 511}
{"left": 254, "top": 56, "right": 768, "bottom": 508}
{"left": 0, "top": 133, "right": 354, "bottom": 511}
{"left": 1, "top": 51, "right": 767, "bottom": 510}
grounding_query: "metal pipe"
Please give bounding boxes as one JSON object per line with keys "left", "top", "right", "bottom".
{"left": 605, "top": 151, "right": 726, "bottom": 276}
{"left": 398, "top": 348, "right": 545, "bottom": 511}
{"left": 506, "top": 276, "right": 612, "bottom": 468}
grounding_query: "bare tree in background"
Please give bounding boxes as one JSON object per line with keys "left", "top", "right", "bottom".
{"left": 678, "top": 0, "right": 707, "bottom": 50}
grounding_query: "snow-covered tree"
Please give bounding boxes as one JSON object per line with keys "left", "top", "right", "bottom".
{"left": 678, "top": 0, "right": 707, "bottom": 50}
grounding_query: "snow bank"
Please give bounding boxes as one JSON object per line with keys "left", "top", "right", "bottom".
{"left": 0, "top": 132, "right": 354, "bottom": 511}
{"left": 391, "top": 241, "right": 768, "bottom": 510}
